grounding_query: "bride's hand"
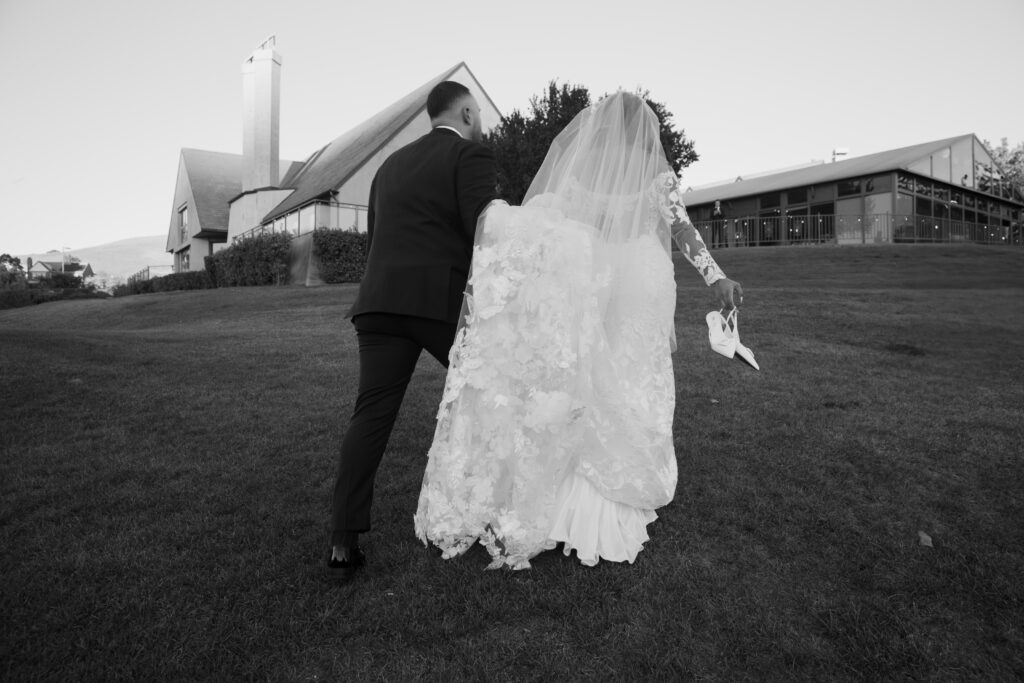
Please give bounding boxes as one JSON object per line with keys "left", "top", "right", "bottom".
{"left": 712, "top": 278, "right": 743, "bottom": 309}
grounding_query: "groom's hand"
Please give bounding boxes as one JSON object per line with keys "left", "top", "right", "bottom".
{"left": 712, "top": 278, "right": 743, "bottom": 309}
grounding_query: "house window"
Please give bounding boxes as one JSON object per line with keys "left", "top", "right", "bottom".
{"left": 177, "top": 248, "right": 190, "bottom": 273}
{"left": 179, "top": 207, "right": 189, "bottom": 243}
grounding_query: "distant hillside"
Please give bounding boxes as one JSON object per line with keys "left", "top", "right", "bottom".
{"left": 19, "top": 235, "right": 173, "bottom": 281}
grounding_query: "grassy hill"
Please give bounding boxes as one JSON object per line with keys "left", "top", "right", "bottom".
{"left": 2, "top": 244, "right": 1022, "bottom": 680}
{"left": 17, "top": 234, "right": 172, "bottom": 281}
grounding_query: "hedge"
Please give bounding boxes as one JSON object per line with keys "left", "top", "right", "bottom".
{"left": 313, "top": 228, "right": 368, "bottom": 283}
{"left": 151, "top": 271, "right": 214, "bottom": 292}
{"left": 112, "top": 270, "right": 212, "bottom": 297}
{"left": 108, "top": 228, "right": 368, "bottom": 298}
{"left": 0, "top": 289, "right": 55, "bottom": 309}
{"left": 0, "top": 287, "right": 108, "bottom": 309}
{"left": 204, "top": 232, "right": 292, "bottom": 287}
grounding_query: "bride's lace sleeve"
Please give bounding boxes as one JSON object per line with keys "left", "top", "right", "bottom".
{"left": 652, "top": 173, "right": 726, "bottom": 286}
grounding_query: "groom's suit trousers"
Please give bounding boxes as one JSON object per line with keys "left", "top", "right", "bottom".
{"left": 331, "top": 312, "right": 457, "bottom": 545}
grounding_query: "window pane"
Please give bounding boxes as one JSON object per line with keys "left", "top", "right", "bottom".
{"left": 931, "top": 147, "right": 951, "bottom": 182}
{"left": 787, "top": 188, "right": 807, "bottom": 204}
{"left": 865, "top": 174, "right": 892, "bottom": 193}
{"left": 299, "top": 206, "right": 316, "bottom": 233}
{"left": 759, "top": 193, "right": 780, "bottom": 209}
{"left": 896, "top": 192, "right": 914, "bottom": 216}
{"left": 952, "top": 137, "right": 973, "bottom": 187}
{"left": 838, "top": 179, "right": 862, "bottom": 196}
{"left": 916, "top": 196, "right": 932, "bottom": 216}
{"left": 898, "top": 173, "right": 915, "bottom": 193}
{"left": 916, "top": 179, "right": 933, "bottom": 197}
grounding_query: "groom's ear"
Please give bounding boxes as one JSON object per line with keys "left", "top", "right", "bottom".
{"left": 461, "top": 104, "right": 473, "bottom": 126}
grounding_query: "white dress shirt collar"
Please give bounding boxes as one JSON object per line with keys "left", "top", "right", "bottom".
{"left": 433, "top": 125, "right": 463, "bottom": 138}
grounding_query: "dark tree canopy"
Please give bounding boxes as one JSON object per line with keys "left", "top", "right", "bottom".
{"left": 0, "top": 253, "right": 23, "bottom": 271}
{"left": 485, "top": 81, "right": 698, "bottom": 205}
{"left": 984, "top": 137, "right": 1024, "bottom": 198}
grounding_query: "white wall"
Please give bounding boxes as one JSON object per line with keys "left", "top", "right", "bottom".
{"left": 227, "top": 189, "right": 295, "bottom": 242}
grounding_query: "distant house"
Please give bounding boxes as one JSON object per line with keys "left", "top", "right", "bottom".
{"left": 27, "top": 260, "right": 61, "bottom": 281}
{"left": 167, "top": 36, "right": 501, "bottom": 272}
{"left": 26, "top": 260, "right": 93, "bottom": 281}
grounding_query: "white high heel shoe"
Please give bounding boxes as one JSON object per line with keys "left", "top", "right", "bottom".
{"left": 706, "top": 308, "right": 759, "bottom": 371}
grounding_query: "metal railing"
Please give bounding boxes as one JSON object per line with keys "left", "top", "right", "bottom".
{"left": 692, "top": 214, "right": 1022, "bottom": 248}
{"left": 234, "top": 202, "right": 368, "bottom": 243}
{"left": 127, "top": 265, "right": 174, "bottom": 284}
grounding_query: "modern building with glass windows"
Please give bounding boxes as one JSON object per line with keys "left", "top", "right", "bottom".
{"left": 680, "top": 134, "right": 1023, "bottom": 248}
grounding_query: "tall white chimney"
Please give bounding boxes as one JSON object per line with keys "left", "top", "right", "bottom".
{"left": 241, "top": 36, "right": 281, "bottom": 191}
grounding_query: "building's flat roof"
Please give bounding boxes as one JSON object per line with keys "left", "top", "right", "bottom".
{"left": 679, "top": 134, "right": 1012, "bottom": 206}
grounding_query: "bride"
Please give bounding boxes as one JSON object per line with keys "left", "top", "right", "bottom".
{"left": 414, "top": 92, "right": 743, "bottom": 569}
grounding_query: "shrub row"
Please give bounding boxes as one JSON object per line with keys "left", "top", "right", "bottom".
{"left": 0, "top": 287, "right": 108, "bottom": 309}
{"left": 205, "top": 233, "right": 292, "bottom": 287}
{"left": 313, "top": 228, "right": 368, "bottom": 283}
{"left": 111, "top": 270, "right": 213, "bottom": 297}
{"left": 0, "top": 288, "right": 57, "bottom": 309}
{"left": 108, "top": 227, "right": 369, "bottom": 299}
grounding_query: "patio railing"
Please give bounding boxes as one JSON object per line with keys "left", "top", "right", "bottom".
{"left": 234, "top": 202, "right": 368, "bottom": 243}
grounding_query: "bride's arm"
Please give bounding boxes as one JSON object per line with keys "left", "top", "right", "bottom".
{"left": 657, "top": 174, "right": 743, "bottom": 307}
{"left": 656, "top": 174, "right": 725, "bottom": 285}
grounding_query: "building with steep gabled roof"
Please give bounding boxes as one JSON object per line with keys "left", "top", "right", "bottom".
{"left": 165, "top": 149, "right": 302, "bottom": 272}
{"left": 257, "top": 62, "right": 499, "bottom": 232}
{"left": 166, "top": 37, "right": 500, "bottom": 272}
{"left": 681, "top": 134, "right": 1023, "bottom": 247}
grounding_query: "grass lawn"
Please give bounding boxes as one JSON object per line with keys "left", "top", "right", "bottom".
{"left": 2, "top": 244, "right": 1022, "bottom": 681}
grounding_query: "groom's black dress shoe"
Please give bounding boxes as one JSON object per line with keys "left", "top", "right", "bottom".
{"left": 325, "top": 545, "right": 365, "bottom": 581}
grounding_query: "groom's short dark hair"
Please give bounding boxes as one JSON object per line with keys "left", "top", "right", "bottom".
{"left": 427, "top": 81, "right": 471, "bottom": 119}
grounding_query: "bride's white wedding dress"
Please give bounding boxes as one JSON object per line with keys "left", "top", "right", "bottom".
{"left": 414, "top": 93, "right": 727, "bottom": 569}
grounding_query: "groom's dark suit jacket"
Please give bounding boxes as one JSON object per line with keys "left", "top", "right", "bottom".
{"left": 348, "top": 128, "right": 498, "bottom": 324}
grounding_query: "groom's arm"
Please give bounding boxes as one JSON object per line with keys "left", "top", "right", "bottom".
{"left": 456, "top": 143, "right": 498, "bottom": 240}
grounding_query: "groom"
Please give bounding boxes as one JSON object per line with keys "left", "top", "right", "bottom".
{"left": 326, "top": 81, "right": 498, "bottom": 580}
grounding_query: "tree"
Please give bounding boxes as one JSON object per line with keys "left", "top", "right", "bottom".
{"left": 485, "top": 81, "right": 699, "bottom": 204}
{"left": 984, "top": 138, "right": 1024, "bottom": 198}
{"left": 1, "top": 253, "right": 26, "bottom": 290}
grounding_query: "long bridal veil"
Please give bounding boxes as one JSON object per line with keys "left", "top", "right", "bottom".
{"left": 507, "top": 91, "right": 678, "bottom": 348}
{"left": 416, "top": 93, "right": 680, "bottom": 568}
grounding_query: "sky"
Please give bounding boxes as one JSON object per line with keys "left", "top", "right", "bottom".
{"left": 1, "top": 0, "right": 1022, "bottom": 257}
